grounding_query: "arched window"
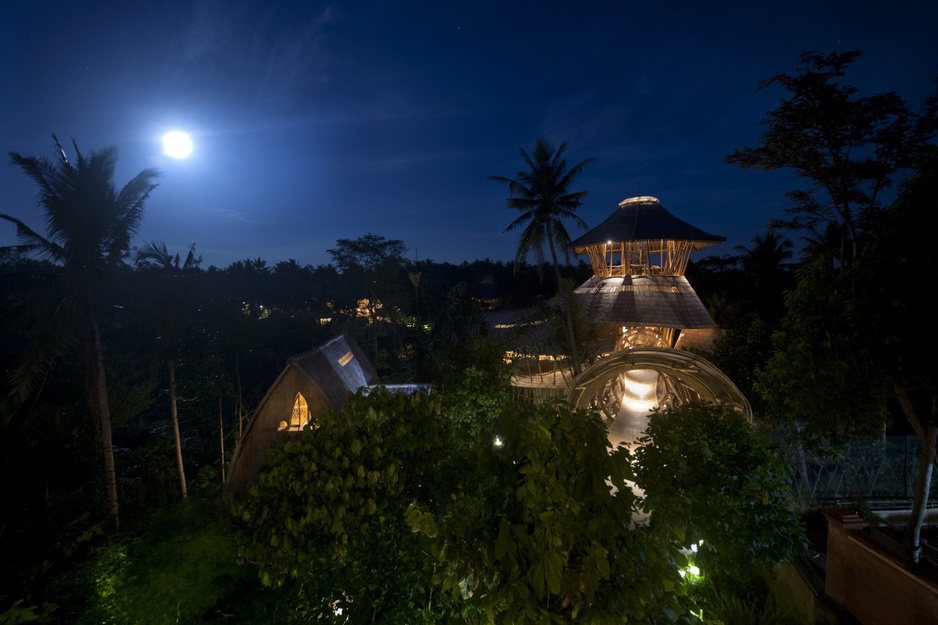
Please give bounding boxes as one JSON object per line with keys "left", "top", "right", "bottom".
{"left": 278, "top": 392, "right": 311, "bottom": 431}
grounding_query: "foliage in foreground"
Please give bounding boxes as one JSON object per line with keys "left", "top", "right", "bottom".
{"left": 233, "top": 390, "right": 808, "bottom": 623}
{"left": 408, "top": 401, "right": 693, "bottom": 625}
{"left": 634, "top": 403, "right": 806, "bottom": 584}
{"left": 234, "top": 388, "right": 462, "bottom": 623}
{"left": 9, "top": 389, "right": 809, "bottom": 624}
{"left": 10, "top": 393, "right": 814, "bottom": 624}
{"left": 58, "top": 499, "right": 246, "bottom": 625}
{"left": 696, "top": 586, "right": 800, "bottom": 625}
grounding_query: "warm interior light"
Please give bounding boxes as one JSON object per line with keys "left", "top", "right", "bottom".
{"left": 279, "top": 393, "right": 311, "bottom": 431}
{"left": 622, "top": 369, "right": 657, "bottom": 398}
{"left": 621, "top": 369, "right": 658, "bottom": 412}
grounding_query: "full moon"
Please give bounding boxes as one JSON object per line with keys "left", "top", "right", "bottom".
{"left": 162, "top": 131, "right": 193, "bottom": 159}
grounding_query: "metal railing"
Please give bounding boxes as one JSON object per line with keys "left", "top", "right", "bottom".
{"left": 790, "top": 435, "right": 934, "bottom": 504}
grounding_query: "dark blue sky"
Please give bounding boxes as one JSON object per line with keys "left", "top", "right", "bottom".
{"left": 2, "top": 1, "right": 936, "bottom": 268}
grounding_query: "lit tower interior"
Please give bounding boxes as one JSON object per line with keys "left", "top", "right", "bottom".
{"left": 487, "top": 195, "right": 733, "bottom": 447}
{"left": 567, "top": 195, "right": 726, "bottom": 445}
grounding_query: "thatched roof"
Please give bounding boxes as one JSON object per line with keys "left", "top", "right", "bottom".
{"left": 575, "top": 275, "right": 717, "bottom": 328}
{"left": 482, "top": 274, "right": 717, "bottom": 358}
{"left": 288, "top": 332, "right": 381, "bottom": 405}
{"left": 571, "top": 196, "right": 725, "bottom": 249}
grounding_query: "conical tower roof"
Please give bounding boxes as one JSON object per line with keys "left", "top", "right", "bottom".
{"left": 571, "top": 196, "right": 725, "bottom": 248}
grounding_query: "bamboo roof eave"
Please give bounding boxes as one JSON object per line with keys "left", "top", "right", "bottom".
{"left": 573, "top": 238, "right": 722, "bottom": 254}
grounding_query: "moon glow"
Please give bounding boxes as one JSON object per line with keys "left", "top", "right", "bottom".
{"left": 162, "top": 131, "right": 193, "bottom": 158}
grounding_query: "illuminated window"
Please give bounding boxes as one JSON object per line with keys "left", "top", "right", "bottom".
{"left": 278, "top": 392, "right": 312, "bottom": 431}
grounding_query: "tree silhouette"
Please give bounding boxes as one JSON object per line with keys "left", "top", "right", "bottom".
{"left": 736, "top": 228, "right": 794, "bottom": 321}
{"left": 134, "top": 242, "right": 204, "bottom": 500}
{"left": 757, "top": 155, "right": 938, "bottom": 560}
{"left": 328, "top": 233, "right": 407, "bottom": 363}
{"left": 492, "top": 139, "right": 595, "bottom": 375}
{"left": 727, "top": 50, "right": 937, "bottom": 264}
{"left": 2, "top": 135, "right": 159, "bottom": 530}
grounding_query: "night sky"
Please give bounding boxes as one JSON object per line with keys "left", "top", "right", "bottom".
{"left": 2, "top": 1, "right": 936, "bottom": 268}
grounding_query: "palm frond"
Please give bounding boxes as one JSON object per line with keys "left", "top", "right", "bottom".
{"left": 135, "top": 240, "right": 175, "bottom": 269}
{"left": 181, "top": 244, "right": 202, "bottom": 270}
{"left": 0, "top": 214, "right": 64, "bottom": 261}
{"left": 504, "top": 211, "right": 535, "bottom": 233}
{"left": 10, "top": 137, "right": 160, "bottom": 270}
{"left": 5, "top": 284, "right": 79, "bottom": 406}
{"left": 494, "top": 138, "right": 594, "bottom": 271}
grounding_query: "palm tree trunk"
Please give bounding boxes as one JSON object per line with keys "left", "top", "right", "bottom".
{"left": 168, "top": 359, "right": 187, "bottom": 499}
{"left": 219, "top": 397, "right": 226, "bottom": 483}
{"left": 547, "top": 230, "right": 581, "bottom": 377}
{"left": 370, "top": 300, "right": 380, "bottom": 363}
{"left": 236, "top": 356, "right": 243, "bottom": 440}
{"left": 88, "top": 313, "right": 119, "bottom": 531}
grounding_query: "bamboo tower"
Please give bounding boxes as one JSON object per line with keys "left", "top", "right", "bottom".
{"left": 488, "top": 195, "right": 743, "bottom": 444}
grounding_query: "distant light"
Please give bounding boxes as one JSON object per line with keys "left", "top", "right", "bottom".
{"left": 493, "top": 435, "right": 504, "bottom": 448}
{"left": 162, "top": 131, "right": 193, "bottom": 159}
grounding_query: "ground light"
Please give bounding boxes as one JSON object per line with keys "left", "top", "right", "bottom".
{"left": 679, "top": 542, "right": 704, "bottom": 620}
{"left": 678, "top": 541, "right": 704, "bottom": 580}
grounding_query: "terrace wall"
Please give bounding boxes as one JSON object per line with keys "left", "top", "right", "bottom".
{"left": 825, "top": 508, "right": 938, "bottom": 625}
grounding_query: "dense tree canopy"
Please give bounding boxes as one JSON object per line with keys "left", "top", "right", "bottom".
{"left": 727, "top": 49, "right": 937, "bottom": 263}
{"left": 756, "top": 154, "right": 937, "bottom": 558}
{"left": 408, "top": 400, "right": 692, "bottom": 624}
{"left": 735, "top": 229, "right": 795, "bottom": 322}
{"left": 634, "top": 403, "right": 806, "bottom": 583}
{"left": 234, "top": 388, "right": 460, "bottom": 623}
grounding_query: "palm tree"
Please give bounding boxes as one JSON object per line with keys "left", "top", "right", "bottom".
{"left": 736, "top": 229, "right": 794, "bottom": 322}
{"left": 491, "top": 138, "right": 595, "bottom": 376}
{"left": 135, "top": 240, "right": 202, "bottom": 271}
{"left": 135, "top": 241, "right": 203, "bottom": 500}
{"left": 2, "top": 135, "right": 160, "bottom": 530}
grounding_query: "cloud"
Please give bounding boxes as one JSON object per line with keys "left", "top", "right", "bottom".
{"left": 207, "top": 205, "right": 259, "bottom": 223}
{"left": 169, "top": 0, "right": 339, "bottom": 109}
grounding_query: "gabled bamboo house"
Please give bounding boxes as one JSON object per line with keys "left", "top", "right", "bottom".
{"left": 225, "top": 332, "right": 429, "bottom": 496}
